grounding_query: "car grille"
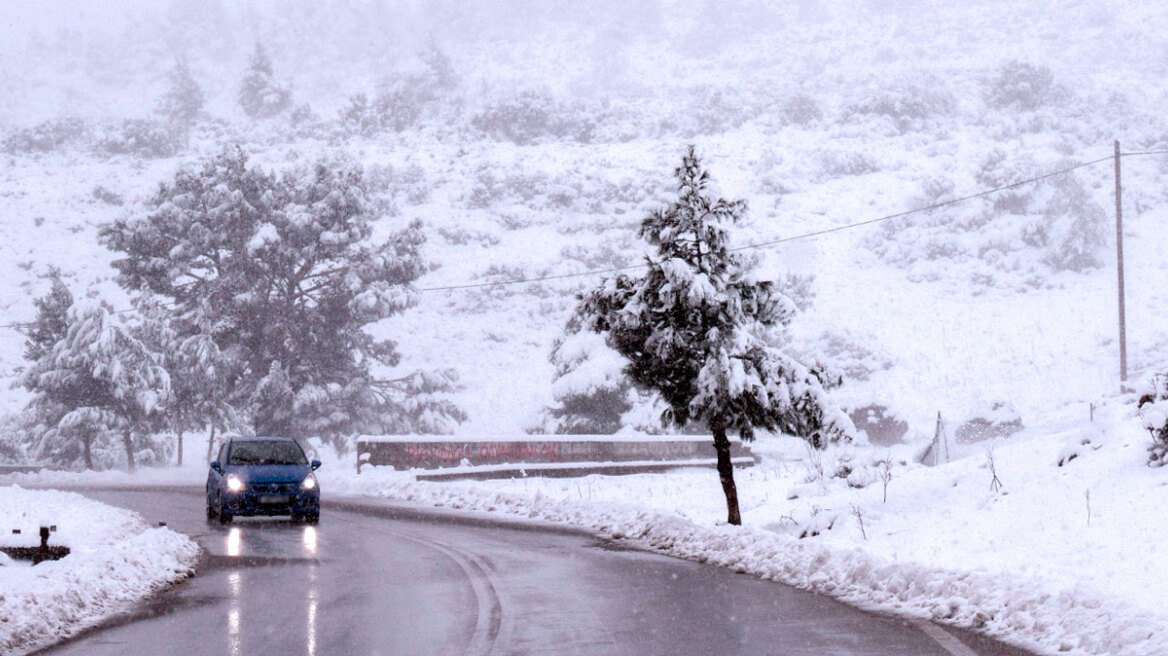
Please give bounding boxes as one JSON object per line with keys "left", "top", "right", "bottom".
{"left": 250, "top": 482, "right": 298, "bottom": 495}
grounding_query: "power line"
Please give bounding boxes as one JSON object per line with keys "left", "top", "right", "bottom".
{"left": 1, "top": 148, "right": 1164, "bottom": 329}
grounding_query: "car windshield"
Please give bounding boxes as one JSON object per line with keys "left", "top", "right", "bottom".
{"left": 228, "top": 440, "right": 307, "bottom": 466}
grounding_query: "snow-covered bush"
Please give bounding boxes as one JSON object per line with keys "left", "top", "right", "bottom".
{"left": 238, "top": 43, "right": 292, "bottom": 119}
{"left": 95, "top": 119, "right": 182, "bottom": 159}
{"left": 817, "top": 149, "right": 881, "bottom": 179}
{"left": 0, "top": 414, "right": 28, "bottom": 463}
{"left": 1138, "top": 375, "right": 1168, "bottom": 467}
{"left": 799, "top": 329, "right": 893, "bottom": 383}
{"left": 780, "top": 94, "right": 824, "bottom": 127}
{"left": 848, "top": 404, "right": 909, "bottom": 446}
{"left": 338, "top": 78, "right": 431, "bottom": 136}
{"left": 541, "top": 316, "right": 633, "bottom": 435}
{"left": 90, "top": 186, "right": 124, "bottom": 206}
{"left": 683, "top": 85, "right": 760, "bottom": 135}
{"left": 2, "top": 118, "right": 87, "bottom": 154}
{"left": 472, "top": 90, "right": 595, "bottom": 145}
{"left": 984, "top": 60, "right": 1064, "bottom": 111}
{"left": 845, "top": 79, "right": 956, "bottom": 133}
{"left": 955, "top": 401, "right": 1023, "bottom": 444}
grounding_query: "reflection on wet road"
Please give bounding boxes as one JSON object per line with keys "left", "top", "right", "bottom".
{"left": 36, "top": 488, "right": 1037, "bottom": 656}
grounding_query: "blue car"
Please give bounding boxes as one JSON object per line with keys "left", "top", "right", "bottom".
{"left": 206, "top": 436, "right": 321, "bottom": 524}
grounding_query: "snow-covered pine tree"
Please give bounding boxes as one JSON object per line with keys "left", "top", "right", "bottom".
{"left": 23, "top": 268, "right": 73, "bottom": 363}
{"left": 23, "top": 300, "right": 170, "bottom": 472}
{"left": 578, "top": 146, "right": 854, "bottom": 525}
{"left": 238, "top": 42, "right": 291, "bottom": 119}
{"left": 134, "top": 295, "right": 241, "bottom": 466}
{"left": 544, "top": 314, "right": 633, "bottom": 434}
{"left": 155, "top": 57, "right": 205, "bottom": 128}
{"left": 100, "top": 147, "right": 464, "bottom": 447}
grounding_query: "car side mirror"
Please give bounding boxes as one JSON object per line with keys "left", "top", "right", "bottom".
{"left": 210, "top": 460, "right": 222, "bottom": 473}
{"left": 311, "top": 460, "right": 322, "bottom": 471}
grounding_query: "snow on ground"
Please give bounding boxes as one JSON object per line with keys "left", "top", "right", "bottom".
{"left": 0, "top": 486, "right": 200, "bottom": 656}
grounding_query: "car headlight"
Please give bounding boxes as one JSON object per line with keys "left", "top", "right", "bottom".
{"left": 301, "top": 474, "right": 317, "bottom": 491}
{"left": 226, "top": 474, "right": 245, "bottom": 493}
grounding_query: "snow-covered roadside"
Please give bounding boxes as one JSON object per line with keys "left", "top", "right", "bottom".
{"left": 0, "top": 486, "right": 200, "bottom": 656}
{"left": 323, "top": 408, "right": 1165, "bottom": 656}
{"left": 2, "top": 402, "right": 1164, "bottom": 656}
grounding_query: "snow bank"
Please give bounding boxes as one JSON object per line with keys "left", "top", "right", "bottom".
{"left": 0, "top": 486, "right": 199, "bottom": 656}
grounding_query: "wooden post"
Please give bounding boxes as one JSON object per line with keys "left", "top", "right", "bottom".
{"left": 1114, "top": 140, "right": 1128, "bottom": 389}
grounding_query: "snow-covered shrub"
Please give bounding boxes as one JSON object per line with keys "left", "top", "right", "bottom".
{"left": 238, "top": 43, "right": 292, "bottom": 119}
{"left": 90, "top": 186, "right": 124, "bottom": 206}
{"left": 774, "top": 272, "right": 816, "bottom": 312}
{"left": 799, "top": 329, "right": 893, "bottom": 383}
{"left": 0, "top": 415, "right": 29, "bottom": 463}
{"left": 780, "top": 94, "right": 824, "bottom": 126}
{"left": 848, "top": 404, "right": 909, "bottom": 446}
{"left": 2, "top": 118, "right": 87, "bottom": 154}
{"left": 286, "top": 103, "right": 329, "bottom": 140}
{"left": 984, "top": 60, "right": 1063, "bottom": 111}
{"left": 95, "top": 119, "right": 182, "bottom": 159}
{"left": 338, "top": 75, "right": 434, "bottom": 136}
{"left": 541, "top": 316, "right": 633, "bottom": 435}
{"left": 955, "top": 401, "right": 1023, "bottom": 444}
{"left": 1057, "top": 435, "right": 1094, "bottom": 467}
{"left": 1138, "top": 375, "right": 1168, "bottom": 467}
{"left": 845, "top": 79, "right": 956, "bottom": 133}
{"left": 472, "top": 90, "right": 595, "bottom": 145}
{"left": 684, "top": 85, "right": 759, "bottom": 135}
{"left": 364, "top": 162, "right": 430, "bottom": 207}
{"left": 817, "top": 149, "right": 881, "bottom": 179}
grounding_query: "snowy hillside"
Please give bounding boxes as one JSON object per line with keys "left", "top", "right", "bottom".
{"left": 3, "top": 0, "right": 1167, "bottom": 442}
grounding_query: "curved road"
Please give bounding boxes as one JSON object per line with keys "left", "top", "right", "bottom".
{"left": 36, "top": 488, "right": 1034, "bottom": 656}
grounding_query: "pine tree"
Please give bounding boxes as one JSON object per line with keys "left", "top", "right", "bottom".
{"left": 134, "top": 295, "right": 241, "bottom": 465}
{"left": 100, "top": 147, "right": 463, "bottom": 447}
{"left": 23, "top": 300, "right": 170, "bottom": 472}
{"left": 238, "top": 42, "right": 291, "bottom": 119}
{"left": 545, "top": 315, "right": 632, "bottom": 434}
{"left": 23, "top": 268, "right": 73, "bottom": 363}
{"left": 155, "top": 57, "right": 205, "bottom": 128}
{"left": 578, "top": 146, "right": 854, "bottom": 525}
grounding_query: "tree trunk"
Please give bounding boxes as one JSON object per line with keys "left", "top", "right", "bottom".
{"left": 122, "top": 427, "right": 136, "bottom": 474}
{"left": 83, "top": 432, "right": 93, "bottom": 471}
{"left": 176, "top": 428, "right": 184, "bottom": 467}
{"left": 711, "top": 424, "right": 742, "bottom": 526}
{"left": 205, "top": 424, "right": 217, "bottom": 463}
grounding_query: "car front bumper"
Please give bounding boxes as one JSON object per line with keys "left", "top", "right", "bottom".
{"left": 224, "top": 487, "right": 319, "bottom": 516}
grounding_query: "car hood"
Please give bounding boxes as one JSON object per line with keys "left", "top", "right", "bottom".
{"left": 224, "top": 464, "right": 311, "bottom": 483}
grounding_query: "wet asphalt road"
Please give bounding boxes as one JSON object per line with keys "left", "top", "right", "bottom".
{"left": 34, "top": 488, "right": 1035, "bottom": 656}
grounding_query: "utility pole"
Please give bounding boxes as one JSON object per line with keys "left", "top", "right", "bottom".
{"left": 1114, "top": 140, "right": 1128, "bottom": 389}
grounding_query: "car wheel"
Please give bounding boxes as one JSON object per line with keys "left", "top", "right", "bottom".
{"left": 206, "top": 503, "right": 217, "bottom": 521}
{"left": 216, "top": 492, "right": 233, "bottom": 524}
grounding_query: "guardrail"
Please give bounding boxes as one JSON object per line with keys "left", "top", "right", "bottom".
{"left": 356, "top": 435, "right": 756, "bottom": 479}
{"left": 0, "top": 463, "right": 55, "bottom": 475}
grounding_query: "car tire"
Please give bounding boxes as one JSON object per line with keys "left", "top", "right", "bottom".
{"left": 216, "top": 492, "right": 233, "bottom": 524}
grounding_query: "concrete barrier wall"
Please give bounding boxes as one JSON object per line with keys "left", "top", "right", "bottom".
{"left": 356, "top": 435, "right": 755, "bottom": 475}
